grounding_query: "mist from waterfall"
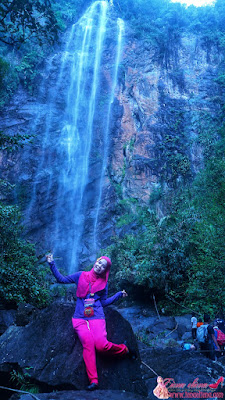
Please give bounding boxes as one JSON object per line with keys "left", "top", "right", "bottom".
{"left": 26, "top": 1, "right": 124, "bottom": 273}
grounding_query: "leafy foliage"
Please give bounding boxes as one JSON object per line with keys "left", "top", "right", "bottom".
{"left": 114, "top": 0, "right": 225, "bottom": 62}
{"left": 156, "top": 109, "right": 192, "bottom": 186}
{"left": 0, "top": 0, "right": 93, "bottom": 106}
{"left": 0, "top": 56, "right": 19, "bottom": 108}
{"left": 0, "top": 134, "right": 50, "bottom": 308}
{"left": 0, "top": 200, "right": 50, "bottom": 307}
{"left": 10, "top": 368, "right": 39, "bottom": 393}
{"left": 0, "top": 0, "right": 58, "bottom": 106}
{"left": 15, "top": 49, "right": 45, "bottom": 93}
{"left": 0, "top": 0, "right": 59, "bottom": 46}
{"left": 51, "top": 0, "right": 92, "bottom": 31}
{"left": 0, "top": 130, "right": 33, "bottom": 150}
{"left": 0, "top": 189, "right": 50, "bottom": 307}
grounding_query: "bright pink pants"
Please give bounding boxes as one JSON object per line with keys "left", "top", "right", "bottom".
{"left": 72, "top": 318, "right": 128, "bottom": 384}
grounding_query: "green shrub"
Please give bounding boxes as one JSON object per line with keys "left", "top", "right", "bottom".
{"left": 0, "top": 202, "right": 50, "bottom": 307}
{"left": 0, "top": 57, "right": 19, "bottom": 108}
{"left": 0, "top": 134, "right": 50, "bottom": 308}
{"left": 15, "top": 50, "right": 44, "bottom": 93}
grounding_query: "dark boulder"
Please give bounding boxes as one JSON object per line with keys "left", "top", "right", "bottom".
{"left": 147, "top": 317, "right": 176, "bottom": 334}
{"left": 0, "top": 303, "right": 147, "bottom": 396}
{"left": 0, "top": 310, "right": 16, "bottom": 336}
{"left": 177, "top": 323, "right": 187, "bottom": 338}
{"left": 15, "top": 303, "right": 37, "bottom": 327}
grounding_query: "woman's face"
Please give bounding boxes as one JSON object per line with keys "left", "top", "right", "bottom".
{"left": 94, "top": 258, "right": 108, "bottom": 275}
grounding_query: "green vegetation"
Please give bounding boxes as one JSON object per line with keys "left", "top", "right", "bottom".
{"left": 0, "top": 197, "right": 50, "bottom": 307}
{"left": 0, "top": 0, "right": 59, "bottom": 46}
{"left": 0, "top": 193, "right": 50, "bottom": 307}
{"left": 0, "top": 133, "right": 50, "bottom": 308}
{"left": 108, "top": 125, "right": 225, "bottom": 315}
{"left": 0, "top": 56, "right": 19, "bottom": 108}
{"left": 10, "top": 368, "right": 39, "bottom": 394}
{"left": 0, "top": 0, "right": 91, "bottom": 107}
{"left": 0, "top": 0, "right": 58, "bottom": 107}
{"left": 0, "top": 131, "right": 33, "bottom": 151}
{"left": 15, "top": 50, "right": 45, "bottom": 94}
{"left": 115, "top": 0, "right": 225, "bottom": 41}
{"left": 157, "top": 110, "right": 192, "bottom": 185}
{"left": 51, "top": 0, "right": 92, "bottom": 31}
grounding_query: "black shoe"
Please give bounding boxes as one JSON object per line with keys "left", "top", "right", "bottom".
{"left": 87, "top": 383, "right": 99, "bottom": 391}
{"left": 124, "top": 341, "right": 138, "bottom": 360}
{"left": 127, "top": 348, "right": 138, "bottom": 360}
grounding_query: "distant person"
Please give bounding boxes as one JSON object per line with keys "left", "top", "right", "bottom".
{"left": 181, "top": 343, "right": 197, "bottom": 351}
{"left": 213, "top": 326, "right": 221, "bottom": 359}
{"left": 197, "top": 318, "right": 203, "bottom": 328}
{"left": 213, "top": 325, "right": 225, "bottom": 355}
{"left": 216, "top": 318, "right": 225, "bottom": 334}
{"left": 46, "top": 253, "right": 133, "bottom": 391}
{"left": 191, "top": 312, "right": 197, "bottom": 339}
{"left": 197, "top": 314, "right": 220, "bottom": 360}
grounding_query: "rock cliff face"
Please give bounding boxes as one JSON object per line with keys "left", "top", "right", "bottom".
{"left": 111, "top": 33, "right": 222, "bottom": 202}
{"left": 0, "top": 8, "right": 223, "bottom": 268}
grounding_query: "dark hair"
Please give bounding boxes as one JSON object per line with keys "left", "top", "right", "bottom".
{"left": 204, "top": 314, "right": 210, "bottom": 323}
{"left": 199, "top": 318, "right": 202, "bottom": 322}
{"left": 192, "top": 312, "right": 195, "bottom": 317}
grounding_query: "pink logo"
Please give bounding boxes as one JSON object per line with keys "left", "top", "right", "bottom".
{"left": 153, "top": 377, "right": 224, "bottom": 399}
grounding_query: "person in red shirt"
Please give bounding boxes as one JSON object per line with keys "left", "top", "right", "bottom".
{"left": 197, "top": 318, "right": 204, "bottom": 328}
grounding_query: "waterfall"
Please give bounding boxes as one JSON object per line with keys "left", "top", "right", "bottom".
{"left": 93, "top": 17, "right": 124, "bottom": 251}
{"left": 26, "top": 1, "right": 124, "bottom": 273}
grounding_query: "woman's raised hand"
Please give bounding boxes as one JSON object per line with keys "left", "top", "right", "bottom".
{"left": 121, "top": 290, "right": 128, "bottom": 298}
{"left": 46, "top": 253, "right": 54, "bottom": 263}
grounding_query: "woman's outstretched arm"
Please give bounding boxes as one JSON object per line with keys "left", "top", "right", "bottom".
{"left": 46, "top": 254, "right": 82, "bottom": 284}
{"left": 100, "top": 285, "right": 128, "bottom": 307}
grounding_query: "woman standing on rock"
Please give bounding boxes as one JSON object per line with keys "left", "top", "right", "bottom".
{"left": 46, "top": 254, "right": 131, "bottom": 391}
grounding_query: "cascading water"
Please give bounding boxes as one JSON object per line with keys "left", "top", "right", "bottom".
{"left": 26, "top": 1, "right": 124, "bottom": 273}
{"left": 93, "top": 17, "right": 124, "bottom": 251}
